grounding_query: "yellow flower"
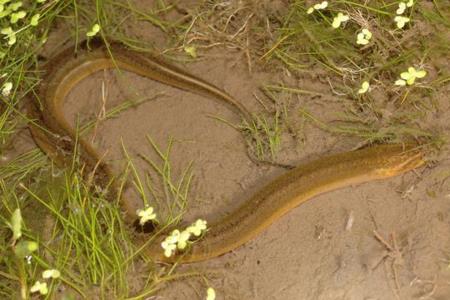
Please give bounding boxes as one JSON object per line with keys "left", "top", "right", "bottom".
{"left": 332, "top": 13, "right": 349, "bottom": 29}
{"left": 9, "top": 1, "right": 22, "bottom": 11}
{"left": 10, "top": 10, "right": 25, "bottom": 24}
{"left": 1, "top": 26, "right": 16, "bottom": 45}
{"left": 30, "top": 13, "right": 40, "bottom": 26}
{"left": 395, "top": 67, "right": 426, "bottom": 86}
{"left": 86, "top": 23, "right": 100, "bottom": 37}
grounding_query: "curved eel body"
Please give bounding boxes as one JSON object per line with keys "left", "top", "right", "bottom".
{"left": 28, "top": 39, "right": 425, "bottom": 264}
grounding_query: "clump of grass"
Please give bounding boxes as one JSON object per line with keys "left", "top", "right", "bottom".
{"left": 0, "top": 138, "right": 199, "bottom": 298}
{"left": 259, "top": 0, "right": 449, "bottom": 145}
{"left": 123, "top": 135, "right": 193, "bottom": 227}
{"left": 241, "top": 110, "right": 283, "bottom": 161}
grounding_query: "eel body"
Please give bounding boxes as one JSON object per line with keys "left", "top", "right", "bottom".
{"left": 28, "top": 39, "right": 425, "bottom": 264}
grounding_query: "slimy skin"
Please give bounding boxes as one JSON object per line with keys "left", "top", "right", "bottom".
{"left": 28, "top": 39, "right": 425, "bottom": 263}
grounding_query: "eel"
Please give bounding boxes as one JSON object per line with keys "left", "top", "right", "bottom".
{"left": 27, "top": 39, "right": 425, "bottom": 264}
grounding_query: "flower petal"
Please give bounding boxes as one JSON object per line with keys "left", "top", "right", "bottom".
{"left": 395, "top": 79, "right": 406, "bottom": 86}
{"left": 415, "top": 70, "right": 426, "bottom": 78}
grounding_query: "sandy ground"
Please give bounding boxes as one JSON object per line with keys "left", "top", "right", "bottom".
{"left": 56, "top": 45, "right": 450, "bottom": 300}
{"left": 8, "top": 1, "right": 450, "bottom": 299}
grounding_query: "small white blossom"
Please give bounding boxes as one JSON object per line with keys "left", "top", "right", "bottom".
{"left": 206, "top": 287, "right": 216, "bottom": 300}
{"left": 161, "top": 229, "right": 181, "bottom": 257}
{"left": 30, "top": 281, "right": 48, "bottom": 295}
{"left": 394, "top": 16, "right": 410, "bottom": 29}
{"left": 396, "top": 2, "right": 406, "bottom": 15}
{"left": 2, "top": 81, "right": 12, "bottom": 96}
{"left": 356, "top": 28, "right": 372, "bottom": 45}
{"left": 358, "top": 81, "right": 370, "bottom": 94}
{"left": 161, "top": 240, "right": 176, "bottom": 257}
{"left": 177, "top": 230, "right": 191, "bottom": 250}
{"left": 42, "top": 269, "right": 60, "bottom": 279}
{"left": 136, "top": 206, "right": 156, "bottom": 226}
{"left": 395, "top": 79, "right": 407, "bottom": 86}
{"left": 306, "top": 1, "right": 328, "bottom": 14}
{"left": 186, "top": 219, "right": 207, "bottom": 237}
{"left": 332, "top": 13, "right": 349, "bottom": 29}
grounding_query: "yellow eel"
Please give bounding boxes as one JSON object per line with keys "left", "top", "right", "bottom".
{"left": 27, "top": 39, "right": 425, "bottom": 263}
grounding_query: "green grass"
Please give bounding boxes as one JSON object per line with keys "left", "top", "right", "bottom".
{"left": 123, "top": 135, "right": 194, "bottom": 227}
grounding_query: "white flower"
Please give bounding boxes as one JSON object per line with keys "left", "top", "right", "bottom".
{"left": 136, "top": 206, "right": 156, "bottom": 226}
{"left": 406, "top": 0, "right": 414, "bottom": 7}
{"left": 161, "top": 240, "right": 176, "bottom": 257}
{"left": 396, "top": 2, "right": 406, "bottom": 15}
{"left": 332, "top": 13, "right": 349, "bottom": 29}
{"left": 30, "top": 281, "right": 48, "bottom": 295}
{"left": 42, "top": 269, "right": 60, "bottom": 279}
{"left": 358, "top": 81, "right": 370, "bottom": 94}
{"left": 161, "top": 229, "right": 181, "bottom": 257}
{"left": 394, "top": 16, "right": 410, "bottom": 29}
{"left": 356, "top": 28, "right": 372, "bottom": 45}
{"left": 177, "top": 230, "right": 191, "bottom": 250}
{"left": 167, "top": 229, "right": 181, "bottom": 243}
{"left": 187, "top": 219, "right": 207, "bottom": 237}
{"left": 395, "top": 79, "right": 406, "bottom": 86}
{"left": 86, "top": 23, "right": 100, "bottom": 37}
{"left": 307, "top": 1, "right": 328, "bottom": 14}
{"left": 2, "top": 81, "right": 12, "bottom": 96}
{"left": 206, "top": 287, "right": 216, "bottom": 300}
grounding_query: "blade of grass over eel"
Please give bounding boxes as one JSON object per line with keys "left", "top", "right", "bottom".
{"left": 27, "top": 39, "right": 425, "bottom": 263}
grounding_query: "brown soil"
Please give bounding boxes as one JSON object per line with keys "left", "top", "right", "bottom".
{"left": 12, "top": 1, "right": 450, "bottom": 299}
